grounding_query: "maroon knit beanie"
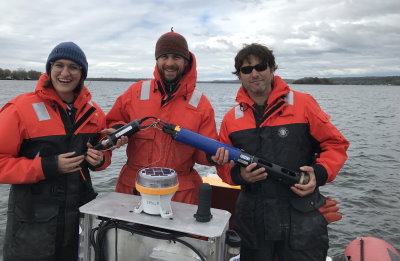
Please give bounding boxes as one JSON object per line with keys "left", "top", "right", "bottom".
{"left": 155, "top": 29, "right": 190, "bottom": 61}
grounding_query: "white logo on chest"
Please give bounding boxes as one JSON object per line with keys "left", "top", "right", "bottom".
{"left": 277, "top": 127, "right": 289, "bottom": 138}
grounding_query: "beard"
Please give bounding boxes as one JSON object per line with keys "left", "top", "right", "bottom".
{"left": 159, "top": 66, "right": 182, "bottom": 83}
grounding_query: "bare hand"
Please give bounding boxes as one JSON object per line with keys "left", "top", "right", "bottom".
{"left": 85, "top": 142, "right": 104, "bottom": 166}
{"left": 211, "top": 147, "right": 233, "bottom": 166}
{"left": 101, "top": 128, "right": 116, "bottom": 135}
{"left": 100, "top": 128, "right": 129, "bottom": 150}
{"left": 113, "top": 136, "right": 129, "bottom": 149}
{"left": 240, "top": 162, "right": 268, "bottom": 183}
{"left": 58, "top": 152, "right": 85, "bottom": 173}
{"left": 291, "top": 166, "right": 317, "bottom": 196}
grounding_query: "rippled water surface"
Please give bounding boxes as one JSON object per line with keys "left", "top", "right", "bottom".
{"left": 1, "top": 80, "right": 399, "bottom": 258}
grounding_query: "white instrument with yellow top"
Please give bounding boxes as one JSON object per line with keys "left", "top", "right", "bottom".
{"left": 134, "top": 167, "right": 178, "bottom": 218}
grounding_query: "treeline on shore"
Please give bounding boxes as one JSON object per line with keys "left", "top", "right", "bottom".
{"left": 1, "top": 67, "right": 399, "bottom": 85}
{"left": 0, "top": 68, "right": 42, "bottom": 80}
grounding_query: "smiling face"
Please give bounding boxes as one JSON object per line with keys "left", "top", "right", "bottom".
{"left": 50, "top": 59, "right": 82, "bottom": 102}
{"left": 239, "top": 55, "right": 274, "bottom": 105}
{"left": 156, "top": 53, "right": 188, "bottom": 83}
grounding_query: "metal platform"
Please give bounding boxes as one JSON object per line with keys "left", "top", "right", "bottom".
{"left": 79, "top": 192, "right": 231, "bottom": 261}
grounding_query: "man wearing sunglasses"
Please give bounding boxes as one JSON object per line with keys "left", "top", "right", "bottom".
{"left": 216, "top": 43, "right": 349, "bottom": 261}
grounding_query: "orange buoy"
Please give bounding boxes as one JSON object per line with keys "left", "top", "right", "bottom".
{"left": 343, "top": 237, "right": 400, "bottom": 261}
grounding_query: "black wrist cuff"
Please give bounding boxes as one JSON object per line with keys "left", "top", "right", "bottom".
{"left": 42, "top": 155, "right": 59, "bottom": 179}
{"left": 312, "top": 164, "right": 328, "bottom": 186}
{"left": 231, "top": 164, "right": 248, "bottom": 185}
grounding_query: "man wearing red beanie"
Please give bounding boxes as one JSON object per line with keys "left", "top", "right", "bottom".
{"left": 106, "top": 29, "right": 222, "bottom": 204}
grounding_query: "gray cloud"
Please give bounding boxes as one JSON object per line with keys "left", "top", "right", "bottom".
{"left": 0, "top": 0, "right": 399, "bottom": 80}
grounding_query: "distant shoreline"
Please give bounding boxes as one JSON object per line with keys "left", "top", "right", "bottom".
{"left": 83, "top": 76, "right": 400, "bottom": 85}
{"left": 1, "top": 76, "right": 399, "bottom": 85}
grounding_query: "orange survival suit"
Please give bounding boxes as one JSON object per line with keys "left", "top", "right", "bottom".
{"left": 216, "top": 76, "right": 349, "bottom": 258}
{"left": 0, "top": 74, "right": 111, "bottom": 261}
{"left": 106, "top": 52, "right": 218, "bottom": 204}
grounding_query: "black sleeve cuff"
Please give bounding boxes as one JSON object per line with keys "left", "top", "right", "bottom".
{"left": 42, "top": 155, "right": 60, "bottom": 179}
{"left": 312, "top": 164, "right": 328, "bottom": 186}
{"left": 231, "top": 164, "right": 248, "bottom": 185}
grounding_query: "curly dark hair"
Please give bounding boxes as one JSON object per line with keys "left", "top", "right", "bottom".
{"left": 233, "top": 43, "right": 277, "bottom": 77}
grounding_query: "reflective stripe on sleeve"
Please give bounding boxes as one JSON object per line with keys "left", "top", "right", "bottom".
{"left": 284, "top": 91, "right": 294, "bottom": 105}
{"left": 140, "top": 80, "right": 152, "bottom": 100}
{"left": 234, "top": 105, "right": 244, "bottom": 119}
{"left": 188, "top": 89, "right": 202, "bottom": 108}
{"left": 32, "top": 102, "right": 51, "bottom": 121}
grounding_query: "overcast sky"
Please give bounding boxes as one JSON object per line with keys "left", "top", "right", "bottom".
{"left": 1, "top": 0, "right": 399, "bottom": 81}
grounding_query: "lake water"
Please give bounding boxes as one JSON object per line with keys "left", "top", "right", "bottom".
{"left": 0, "top": 79, "right": 399, "bottom": 259}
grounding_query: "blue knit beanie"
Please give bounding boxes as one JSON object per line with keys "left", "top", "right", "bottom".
{"left": 46, "top": 42, "right": 88, "bottom": 79}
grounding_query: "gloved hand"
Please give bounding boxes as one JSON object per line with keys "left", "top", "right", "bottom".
{"left": 318, "top": 196, "right": 342, "bottom": 224}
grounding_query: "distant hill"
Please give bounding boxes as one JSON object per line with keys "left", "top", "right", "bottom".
{"left": 293, "top": 77, "right": 335, "bottom": 84}
{"left": 292, "top": 76, "right": 400, "bottom": 85}
{"left": 328, "top": 76, "right": 400, "bottom": 85}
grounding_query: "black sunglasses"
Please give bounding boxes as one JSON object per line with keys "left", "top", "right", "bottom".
{"left": 240, "top": 63, "right": 268, "bottom": 74}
